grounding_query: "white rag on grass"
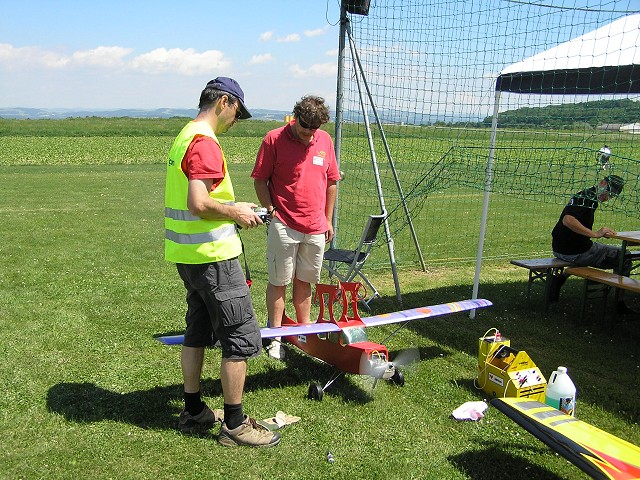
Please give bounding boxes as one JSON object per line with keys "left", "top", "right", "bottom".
{"left": 452, "top": 401, "right": 488, "bottom": 421}
{"left": 257, "top": 411, "right": 301, "bottom": 431}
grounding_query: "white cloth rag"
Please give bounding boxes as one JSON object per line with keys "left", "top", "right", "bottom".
{"left": 452, "top": 401, "right": 488, "bottom": 421}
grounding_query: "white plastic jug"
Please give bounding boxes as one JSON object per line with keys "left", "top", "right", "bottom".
{"left": 545, "top": 366, "right": 576, "bottom": 416}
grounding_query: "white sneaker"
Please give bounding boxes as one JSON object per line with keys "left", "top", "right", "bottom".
{"left": 266, "top": 340, "right": 285, "bottom": 360}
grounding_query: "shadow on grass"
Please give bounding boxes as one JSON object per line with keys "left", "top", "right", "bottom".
{"left": 449, "top": 443, "right": 566, "bottom": 480}
{"left": 366, "top": 279, "right": 640, "bottom": 424}
{"left": 47, "top": 381, "right": 196, "bottom": 431}
{"left": 46, "top": 347, "right": 375, "bottom": 430}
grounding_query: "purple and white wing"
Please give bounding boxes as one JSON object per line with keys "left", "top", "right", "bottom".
{"left": 361, "top": 299, "right": 492, "bottom": 328}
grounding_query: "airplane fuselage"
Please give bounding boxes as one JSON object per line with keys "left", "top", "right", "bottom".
{"left": 281, "top": 315, "right": 391, "bottom": 376}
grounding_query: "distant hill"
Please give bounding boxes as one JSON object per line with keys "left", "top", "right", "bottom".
{"left": 0, "top": 106, "right": 484, "bottom": 125}
{"left": 482, "top": 98, "right": 640, "bottom": 129}
{"left": 0, "top": 107, "right": 292, "bottom": 121}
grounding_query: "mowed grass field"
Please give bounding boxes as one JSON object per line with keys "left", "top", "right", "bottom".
{"left": 1, "top": 119, "right": 639, "bottom": 480}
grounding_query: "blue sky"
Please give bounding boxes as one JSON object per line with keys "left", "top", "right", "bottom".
{"left": 0, "top": 0, "right": 342, "bottom": 111}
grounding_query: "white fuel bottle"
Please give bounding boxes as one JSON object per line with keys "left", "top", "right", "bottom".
{"left": 545, "top": 366, "right": 576, "bottom": 416}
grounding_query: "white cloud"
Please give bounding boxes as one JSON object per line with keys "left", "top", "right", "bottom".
{"left": 260, "top": 31, "right": 274, "bottom": 42}
{"left": 0, "top": 44, "right": 227, "bottom": 75}
{"left": 276, "top": 34, "right": 301, "bottom": 43}
{"left": 289, "top": 62, "right": 337, "bottom": 78}
{"left": 0, "top": 43, "right": 70, "bottom": 68}
{"left": 304, "top": 26, "right": 329, "bottom": 37}
{"left": 325, "top": 49, "right": 338, "bottom": 57}
{"left": 130, "top": 47, "right": 230, "bottom": 75}
{"left": 0, "top": 44, "right": 132, "bottom": 70}
{"left": 249, "top": 53, "right": 274, "bottom": 65}
{"left": 0, "top": 43, "right": 18, "bottom": 60}
{"left": 70, "top": 46, "right": 132, "bottom": 68}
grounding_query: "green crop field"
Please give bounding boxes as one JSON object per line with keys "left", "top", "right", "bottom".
{"left": 0, "top": 118, "right": 638, "bottom": 480}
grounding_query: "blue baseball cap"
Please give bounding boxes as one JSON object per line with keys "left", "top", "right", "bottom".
{"left": 206, "top": 77, "right": 251, "bottom": 119}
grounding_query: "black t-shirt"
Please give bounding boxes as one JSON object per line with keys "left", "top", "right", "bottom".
{"left": 551, "top": 187, "right": 598, "bottom": 255}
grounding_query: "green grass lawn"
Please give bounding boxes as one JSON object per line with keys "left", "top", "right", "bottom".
{"left": 1, "top": 162, "right": 638, "bottom": 479}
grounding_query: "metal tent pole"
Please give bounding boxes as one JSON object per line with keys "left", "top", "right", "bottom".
{"left": 471, "top": 88, "right": 500, "bottom": 318}
{"left": 331, "top": 2, "right": 348, "bottom": 250}
{"left": 345, "top": 20, "right": 426, "bottom": 272}
{"left": 346, "top": 18, "right": 403, "bottom": 306}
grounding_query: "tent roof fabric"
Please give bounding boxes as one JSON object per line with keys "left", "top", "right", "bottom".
{"left": 497, "top": 14, "right": 640, "bottom": 94}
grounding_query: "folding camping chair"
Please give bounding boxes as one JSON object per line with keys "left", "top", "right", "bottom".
{"left": 323, "top": 213, "right": 386, "bottom": 310}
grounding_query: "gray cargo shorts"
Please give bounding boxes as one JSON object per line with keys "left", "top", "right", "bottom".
{"left": 176, "top": 258, "right": 261, "bottom": 360}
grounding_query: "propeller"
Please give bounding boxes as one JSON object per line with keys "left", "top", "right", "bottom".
{"left": 390, "top": 348, "right": 420, "bottom": 368}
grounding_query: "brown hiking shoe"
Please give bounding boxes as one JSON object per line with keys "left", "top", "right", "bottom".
{"left": 178, "top": 404, "right": 224, "bottom": 433}
{"left": 218, "top": 415, "right": 281, "bottom": 448}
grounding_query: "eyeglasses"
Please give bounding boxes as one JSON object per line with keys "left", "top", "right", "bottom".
{"left": 598, "top": 184, "right": 619, "bottom": 198}
{"left": 233, "top": 102, "right": 242, "bottom": 119}
{"left": 297, "top": 116, "right": 322, "bottom": 130}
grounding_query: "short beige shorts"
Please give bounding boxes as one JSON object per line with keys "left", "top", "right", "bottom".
{"left": 266, "top": 217, "right": 325, "bottom": 285}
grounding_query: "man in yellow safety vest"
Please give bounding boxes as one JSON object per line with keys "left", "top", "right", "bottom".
{"left": 165, "top": 77, "right": 279, "bottom": 447}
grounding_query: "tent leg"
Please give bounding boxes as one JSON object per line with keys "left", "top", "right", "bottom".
{"left": 471, "top": 89, "right": 500, "bottom": 318}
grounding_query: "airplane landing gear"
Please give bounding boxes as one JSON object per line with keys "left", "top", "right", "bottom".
{"left": 308, "top": 383, "right": 324, "bottom": 401}
{"left": 390, "top": 369, "right": 405, "bottom": 386}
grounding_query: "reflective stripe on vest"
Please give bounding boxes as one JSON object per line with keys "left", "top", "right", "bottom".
{"left": 164, "top": 121, "right": 242, "bottom": 264}
{"left": 164, "top": 207, "right": 201, "bottom": 222}
{"left": 165, "top": 224, "right": 238, "bottom": 245}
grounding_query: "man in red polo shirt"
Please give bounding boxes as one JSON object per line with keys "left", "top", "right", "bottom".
{"left": 252, "top": 95, "right": 341, "bottom": 359}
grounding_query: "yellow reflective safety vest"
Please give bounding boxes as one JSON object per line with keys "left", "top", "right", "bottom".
{"left": 164, "top": 121, "right": 242, "bottom": 264}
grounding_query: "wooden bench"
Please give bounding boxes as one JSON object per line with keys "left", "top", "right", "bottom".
{"left": 510, "top": 258, "right": 574, "bottom": 312}
{"left": 564, "top": 266, "right": 640, "bottom": 326}
{"left": 629, "top": 250, "right": 640, "bottom": 274}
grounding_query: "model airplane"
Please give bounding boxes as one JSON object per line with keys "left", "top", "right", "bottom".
{"left": 492, "top": 397, "right": 640, "bottom": 480}
{"left": 157, "top": 281, "right": 492, "bottom": 400}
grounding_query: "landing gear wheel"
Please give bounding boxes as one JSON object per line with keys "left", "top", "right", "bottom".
{"left": 308, "top": 383, "right": 324, "bottom": 401}
{"left": 390, "top": 369, "right": 405, "bottom": 386}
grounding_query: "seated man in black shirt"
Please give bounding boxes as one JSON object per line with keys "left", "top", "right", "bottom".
{"left": 551, "top": 174, "right": 634, "bottom": 314}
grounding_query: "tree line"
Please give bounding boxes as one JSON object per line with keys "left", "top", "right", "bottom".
{"left": 481, "top": 98, "right": 640, "bottom": 129}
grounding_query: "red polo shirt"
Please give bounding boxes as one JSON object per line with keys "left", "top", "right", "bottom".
{"left": 252, "top": 122, "right": 340, "bottom": 235}
{"left": 181, "top": 135, "right": 225, "bottom": 191}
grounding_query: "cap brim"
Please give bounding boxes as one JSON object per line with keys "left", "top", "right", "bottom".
{"left": 238, "top": 100, "right": 251, "bottom": 120}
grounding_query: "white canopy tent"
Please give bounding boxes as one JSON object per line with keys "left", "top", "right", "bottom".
{"left": 498, "top": 14, "right": 640, "bottom": 95}
{"left": 620, "top": 122, "right": 640, "bottom": 133}
{"left": 471, "top": 14, "right": 640, "bottom": 312}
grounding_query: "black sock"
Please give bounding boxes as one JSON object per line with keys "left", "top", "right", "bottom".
{"left": 184, "top": 391, "right": 204, "bottom": 416}
{"left": 224, "top": 403, "right": 244, "bottom": 429}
